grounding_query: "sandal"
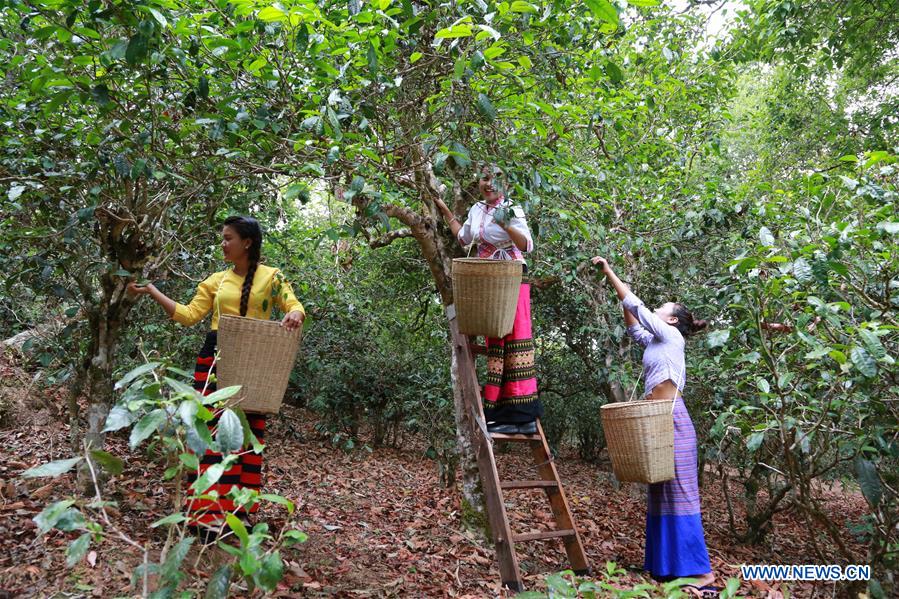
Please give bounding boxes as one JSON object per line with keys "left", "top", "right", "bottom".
{"left": 684, "top": 584, "right": 722, "bottom": 598}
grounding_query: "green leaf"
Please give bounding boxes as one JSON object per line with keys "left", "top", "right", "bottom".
{"left": 510, "top": 1, "right": 537, "bottom": 12}
{"left": 233, "top": 408, "right": 264, "bottom": 453}
{"left": 256, "top": 551, "right": 284, "bottom": 592}
{"left": 409, "top": 52, "right": 422, "bottom": 63}
{"left": 91, "top": 84, "right": 110, "bottom": 107}
{"left": 746, "top": 431, "right": 765, "bottom": 452}
{"left": 585, "top": 0, "right": 619, "bottom": 26}
{"left": 33, "top": 500, "right": 77, "bottom": 534}
{"left": 125, "top": 34, "right": 149, "bottom": 66}
{"left": 850, "top": 346, "right": 877, "bottom": 378}
{"left": 216, "top": 409, "right": 244, "bottom": 454}
{"left": 22, "top": 457, "right": 83, "bottom": 478}
{"left": 792, "top": 258, "right": 813, "bottom": 283}
{"left": 66, "top": 533, "right": 92, "bottom": 567}
{"left": 858, "top": 329, "right": 887, "bottom": 361}
{"left": 449, "top": 141, "right": 471, "bottom": 168}
{"left": 204, "top": 565, "right": 232, "bottom": 599}
{"left": 179, "top": 453, "right": 200, "bottom": 471}
{"left": 129, "top": 409, "right": 167, "bottom": 449}
{"left": 604, "top": 60, "right": 623, "bottom": 84}
{"left": 185, "top": 422, "right": 210, "bottom": 456}
{"left": 435, "top": 25, "right": 473, "bottom": 39}
{"left": 366, "top": 42, "right": 378, "bottom": 77}
{"left": 758, "top": 226, "right": 775, "bottom": 246}
{"left": 628, "top": 0, "right": 659, "bottom": 5}
{"left": 165, "top": 376, "right": 200, "bottom": 398}
{"left": 476, "top": 25, "right": 501, "bottom": 41}
{"left": 470, "top": 50, "right": 486, "bottom": 69}
{"left": 179, "top": 400, "right": 199, "bottom": 427}
{"left": 145, "top": 7, "right": 168, "bottom": 29}
{"left": 839, "top": 175, "right": 858, "bottom": 190}
{"left": 260, "top": 494, "right": 295, "bottom": 514}
{"left": 476, "top": 93, "right": 496, "bottom": 122}
{"left": 161, "top": 537, "right": 194, "bottom": 586}
{"left": 115, "top": 362, "right": 161, "bottom": 391}
{"left": 8, "top": 185, "right": 26, "bottom": 201}
{"left": 300, "top": 115, "right": 322, "bottom": 132}
{"left": 284, "top": 183, "right": 310, "bottom": 203}
{"left": 203, "top": 385, "right": 243, "bottom": 405}
{"left": 89, "top": 450, "right": 124, "bottom": 476}
{"left": 150, "top": 513, "right": 187, "bottom": 528}
{"left": 258, "top": 6, "right": 288, "bottom": 22}
{"left": 854, "top": 457, "right": 882, "bottom": 509}
{"left": 191, "top": 463, "right": 225, "bottom": 493}
{"left": 239, "top": 550, "right": 260, "bottom": 576}
{"left": 756, "top": 378, "right": 770, "bottom": 394}
{"left": 326, "top": 107, "right": 342, "bottom": 142}
{"left": 706, "top": 328, "right": 730, "bottom": 349}
{"left": 226, "top": 514, "right": 250, "bottom": 547}
{"left": 284, "top": 530, "right": 308, "bottom": 546}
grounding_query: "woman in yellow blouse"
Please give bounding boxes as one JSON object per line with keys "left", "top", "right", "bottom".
{"left": 128, "top": 215, "right": 304, "bottom": 533}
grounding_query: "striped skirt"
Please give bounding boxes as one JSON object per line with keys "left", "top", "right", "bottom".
{"left": 186, "top": 331, "right": 266, "bottom": 528}
{"left": 644, "top": 396, "right": 711, "bottom": 578}
{"left": 483, "top": 282, "right": 544, "bottom": 425}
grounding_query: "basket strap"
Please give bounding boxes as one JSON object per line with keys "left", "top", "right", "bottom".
{"left": 627, "top": 361, "right": 684, "bottom": 416}
{"left": 626, "top": 369, "right": 644, "bottom": 403}
{"left": 214, "top": 271, "right": 227, "bottom": 322}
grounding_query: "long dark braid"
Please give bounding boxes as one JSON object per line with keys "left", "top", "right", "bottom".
{"left": 223, "top": 216, "right": 262, "bottom": 317}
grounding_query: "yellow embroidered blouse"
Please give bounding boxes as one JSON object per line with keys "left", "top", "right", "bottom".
{"left": 172, "top": 264, "right": 305, "bottom": 330}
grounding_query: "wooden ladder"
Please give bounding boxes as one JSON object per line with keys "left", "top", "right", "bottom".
{"left": 448, "top": 307, "right": 590, "bottom": 591}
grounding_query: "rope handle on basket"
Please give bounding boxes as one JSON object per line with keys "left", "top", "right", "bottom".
{"left": 626, "top": 368, "right": 645, "bottom": 403}
{"left": 627, "top": 362, "right": 684, "bottom": 416}
{"left": 214, "top": 272, "right": 226, "bottom": 320}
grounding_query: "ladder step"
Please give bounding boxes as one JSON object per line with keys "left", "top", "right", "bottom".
{"left": 501, "top": 480, "right": 559, "bottom": 490}
{"left": 489, "top": 432, "right": 541, "bottom": 442}
{"left": 513, "top": 529, "right": 577, "bottom": 542}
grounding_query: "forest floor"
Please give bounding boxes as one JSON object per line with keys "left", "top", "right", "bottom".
{"left": 0, "top": 359, "right": 870, "bottom": 598}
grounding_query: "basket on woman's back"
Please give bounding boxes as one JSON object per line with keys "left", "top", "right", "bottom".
{"left": 600, "top": 397, "right": 675, "bottom": 484}
{"left": 216, "top": 314, "right": 302, "bottom": 414}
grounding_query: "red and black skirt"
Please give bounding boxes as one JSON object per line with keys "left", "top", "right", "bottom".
{"left": 185, "top": 331, "right": 266, "bottom": 528}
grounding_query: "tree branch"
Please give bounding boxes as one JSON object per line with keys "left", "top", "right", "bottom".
{"left": 369, "top": 228, "right": 413, "bottom": 248}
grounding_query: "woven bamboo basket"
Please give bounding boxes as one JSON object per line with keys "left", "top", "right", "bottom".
{"left": 600, "top": 399, "right": 675, "bottom": 483}
{"left": 452, "top": 258, "right": 522, "bottom": 338}
{"left": 216, "top": 315, "right": 303, "bottom": 414}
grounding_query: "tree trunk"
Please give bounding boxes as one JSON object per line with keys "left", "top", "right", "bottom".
{"left": 355, "top": 158, "right": 487, "bottom": 525}
{"left": 76, "top": 279, "right": 134, "bottom": 495}
{"left": 448, "top": 319, "right": 487, "bottom": 527}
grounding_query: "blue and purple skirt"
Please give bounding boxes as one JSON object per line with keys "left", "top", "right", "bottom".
{"left": 644, "top": 396, "right": 712, "bottom": 578}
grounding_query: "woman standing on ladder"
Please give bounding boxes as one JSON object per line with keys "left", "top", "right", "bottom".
{"left": 128, "top": 215, "right": 305, "bottom": 535}
{"left": 591, "top": 256, "right": 718, "bottom": 598}
{"left": 434, "top": 164, "right": 542, "bottom": 435}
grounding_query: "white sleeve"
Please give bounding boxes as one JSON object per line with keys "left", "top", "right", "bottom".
{"left": 457, "top": 205, "right": 475, "bottom": 245}
{"left": 508, "top": 206, "right": 533, "bottom": 252}
{"left": 622, "top": 292, "right": 679, "bottom": 342}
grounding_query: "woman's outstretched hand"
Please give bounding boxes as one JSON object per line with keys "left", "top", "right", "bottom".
{"left": 591, "top": 256, "right": 611, "bottom": 274}
{"left": 281, "top": 309, "right": 305, "bottom": 331}
{"left": 127, "top": 281, "right": 154, "bottom": 296}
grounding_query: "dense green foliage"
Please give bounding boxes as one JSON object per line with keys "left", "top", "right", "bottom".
{"left": 2, "top": 0, "right": 897, "bottom": 595}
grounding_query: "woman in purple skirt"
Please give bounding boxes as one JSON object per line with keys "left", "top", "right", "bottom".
{"left": 592, "top": 256, "right": 718, "bottom": 596}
